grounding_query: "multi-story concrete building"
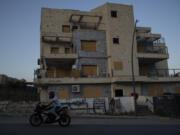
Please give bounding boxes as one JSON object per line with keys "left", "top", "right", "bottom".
{"left": 34, "top": 3, "right": 180, "bottom": 101}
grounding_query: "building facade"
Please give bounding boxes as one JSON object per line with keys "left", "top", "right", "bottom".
{"left": 34, "top": 3, "right": 180, "bottom": 101}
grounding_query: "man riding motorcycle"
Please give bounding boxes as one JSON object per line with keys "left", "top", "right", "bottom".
{"left": 47, "top": 91, "right": 61, "bottom": 120}
{"left": 29, "top": 91, "right": 71, "bottom": 127}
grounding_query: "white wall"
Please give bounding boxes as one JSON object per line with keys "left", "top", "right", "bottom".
{"left": 114, "top": 97, "right": 135, "bottom": 113}
{"left": 60, "top": 97, "right": 135, "bottom": 114}
{"left": 137, "top": 96, "right": 154, "bottom": 112}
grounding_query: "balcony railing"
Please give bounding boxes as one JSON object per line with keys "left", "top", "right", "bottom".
{"left": 69, "top": 14, "right": 103, "bottom": 29}
{"left": 153, "top": 37, "right": 165, "bottom": 44}
{"left": 140, "top": 69, "right": 180, "bottom": 77}
{"left": 34, "top": 69, "right": 110, "bottom": 79}
{"left": 42, "top": 36, "right": 72, "bottom": 43}
{"left": 137, "top": 45, "right": 168, "bottom": 54}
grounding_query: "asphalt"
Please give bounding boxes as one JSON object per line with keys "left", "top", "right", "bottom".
{"left": 0, "top": 115, "right": 180, "bottom": 135}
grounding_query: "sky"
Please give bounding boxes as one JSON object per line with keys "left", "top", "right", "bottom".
{"left": 0, "top": 0, "right": 180, "bottom": 82}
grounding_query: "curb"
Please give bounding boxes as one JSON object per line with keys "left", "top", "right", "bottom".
{"left": 71, "top": 115, "right": 153, "bottom": 119}
{"left": 0, "top": 113, "right": 175, "bottom": 120}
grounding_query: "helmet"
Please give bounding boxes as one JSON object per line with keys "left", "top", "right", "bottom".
{"left": 49, "top": 91, "right": 55, "bottom": 99}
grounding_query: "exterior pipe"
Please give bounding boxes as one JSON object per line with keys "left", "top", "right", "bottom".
{"left": 131, "top": 20, "right": 138, "bottom": 115}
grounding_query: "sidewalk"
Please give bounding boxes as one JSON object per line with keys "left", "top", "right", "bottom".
{"left": 0, "top": 112, "right": 173, "bottom": 120}
{"left": 71, "top": 114, "right": 162, "bottom": 119}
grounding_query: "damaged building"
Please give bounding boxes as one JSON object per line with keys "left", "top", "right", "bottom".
{"left": 34, "top": 3, "right": 180, "bottom": 101}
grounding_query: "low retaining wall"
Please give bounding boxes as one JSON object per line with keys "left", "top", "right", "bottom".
{"left": 137, "top": 96, "right": 154, "bottom": 112}
{"left": 0, "top": 97, "right": 136, "bottom": 115}
{"left": 114, "top": 97, "right": 135, "bottom": 113}
{"left": 0, "top": 101, "right": 37, "bottom": 115}
{"left": 153, "top": 95, "right": 180, "bottom": 117}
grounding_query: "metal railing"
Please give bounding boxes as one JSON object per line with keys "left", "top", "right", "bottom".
{"left": 35, "top": 68, "right": 180, "bottom": 79}
{"left": 34, "top": 69, "right": 110, "bottom": 79}
{"left": 80, "top": 72, "right": 110, "bottom": 78}
{"left": 137, "top": 45, "right": 168, "bottom": 54}
{"left": 153, "top": 37, "right": 165, "bottom": 44}
{"left": 141, "top": 69, "right": 180, "bottom": 77}
{"left": 42, "top": 36, "right": 72, "bottom": 43}
{"left": 151, "top": 46, "right": 168, "bottom": 54}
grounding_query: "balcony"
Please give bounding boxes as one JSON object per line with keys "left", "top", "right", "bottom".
{"left": 42, "top": 36, "right": 72, "bottom": 43}
{"left": 150, "top": 69, "right": 180, "bottom": 77}
{"left": 34, "top": 68, "right": 180, "bottom": 84}
{"left": 69, "top": 14, "right": 103, "bottom": 29}
{"left": 136, "top": 27, "right": 151, "bottom": 33}
{"left": 34, "top": 68, "right": 109, "bottom": 79}
{"left": 34, "top": 69, "right": 110, "bottom": 85}
{"left": 45, "top": 53, "right": 78, "bottom": 61}
{"left": 137, "top": 44, "right": 169, "bottom": 61}
{"left": 138, "top": 45, "right": 168, "bottom": 54}
{"left": 136, "top": 32, "right": 161, "bottom": 42}
{"left": 139, "top": 68, "right": 180, "bottom": 77}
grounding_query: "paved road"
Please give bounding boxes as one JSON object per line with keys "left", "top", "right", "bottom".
{"left": 0, "top": 116, "right": 180, "bottom": 135}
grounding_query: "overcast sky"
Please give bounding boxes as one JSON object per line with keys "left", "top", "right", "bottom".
{"left": 0, "top": 0, "right": 180, "bottom": 81}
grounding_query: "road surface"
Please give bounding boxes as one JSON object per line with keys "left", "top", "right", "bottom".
{"left": 0, "top": 116, "right": 180, "bottom": 135}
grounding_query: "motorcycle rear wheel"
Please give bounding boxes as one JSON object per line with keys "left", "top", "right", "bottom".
{"left": 58, "top": 114, "right": 71, "bottom": 127}
{"left": 29, "top": 114, "right": 42, "bottom": 127}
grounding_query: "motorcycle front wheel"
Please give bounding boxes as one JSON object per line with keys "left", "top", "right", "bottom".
{"left": 29, "top": 114, "right": 43, "bottom": 127}
{"left": 58, "top": 114, "right": 71, "bottom": 127}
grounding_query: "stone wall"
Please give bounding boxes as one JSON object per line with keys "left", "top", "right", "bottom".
{"left": 0, "top": 101, "right": 37, "bottom": 116}
{"left": 0, "top": 86, "right": 39, "bottom": 101}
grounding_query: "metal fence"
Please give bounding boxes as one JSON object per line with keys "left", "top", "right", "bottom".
{"left": 149, "top": 69, "right": 180, "bottom": 77}
{"left": 153, "top": 37, "right": 165, "bottom": 44}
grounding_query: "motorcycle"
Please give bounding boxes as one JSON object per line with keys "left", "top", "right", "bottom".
{"left": 29, "top": 102, "right": 71, "bottom": 127}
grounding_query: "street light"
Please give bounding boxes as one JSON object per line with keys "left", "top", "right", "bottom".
{"left": 131, "top": 19, "right": 138, "bottom": 115}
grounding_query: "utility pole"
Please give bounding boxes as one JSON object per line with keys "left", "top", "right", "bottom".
{"left": 131, "top": 20, "right": 138, "bottom": 115}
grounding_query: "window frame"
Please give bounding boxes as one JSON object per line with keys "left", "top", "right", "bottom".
{"left": 72, "top": 25, "right": 78, "bottom": 31}
{"left": 81, "top": 40, "right": 97, "bottom": 52}
{"left": 111, "top": 10, "right": 117, "bottom": 18}
{"left": 62, "top": 25, "right": 70, "bottom": 33}
{"left": 81, "top": 65, "right": 98, "bottom": 76}
{"left": 114, "top": 61, "right": 123, "bottom": 70}
{"left": 113, "top": 38, "right": 119, "bottom": 44}
{"left": 115, "top": 89, "right": 123, "bottom": 97}
{"left": 50, "top": 47, "right": 59, "bottom": 54}
{"left": 65, "top": 47, "right": 71, "bottom": 54}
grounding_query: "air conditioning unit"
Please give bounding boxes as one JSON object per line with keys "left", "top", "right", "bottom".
{"left": 72, "top": 85, "right": 80, "bottom": 93}
{"left": 72, "top": 65, "right": 77, "bottom": 69}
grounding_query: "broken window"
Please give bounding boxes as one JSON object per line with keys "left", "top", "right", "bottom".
{"left": 111, "top": 10, "right": 117, "bottom": 18}
{"left": 62, "top": 25, "right": 70, "bottom": 32}
{"left": 81, "top": 40, "right": 97, "bottom": 51}
{"left": 115, "top": 89, "right": 123, "bottom": 97}
{"left": 113, "top": 38, "right": 119, "bottom": 44}
{"left": 50, "top": 47, "right": 59, "bottom": 54}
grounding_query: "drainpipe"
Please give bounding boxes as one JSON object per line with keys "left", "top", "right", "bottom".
{"left": 131, "top": 20, "right": 138, "bottom": 115}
